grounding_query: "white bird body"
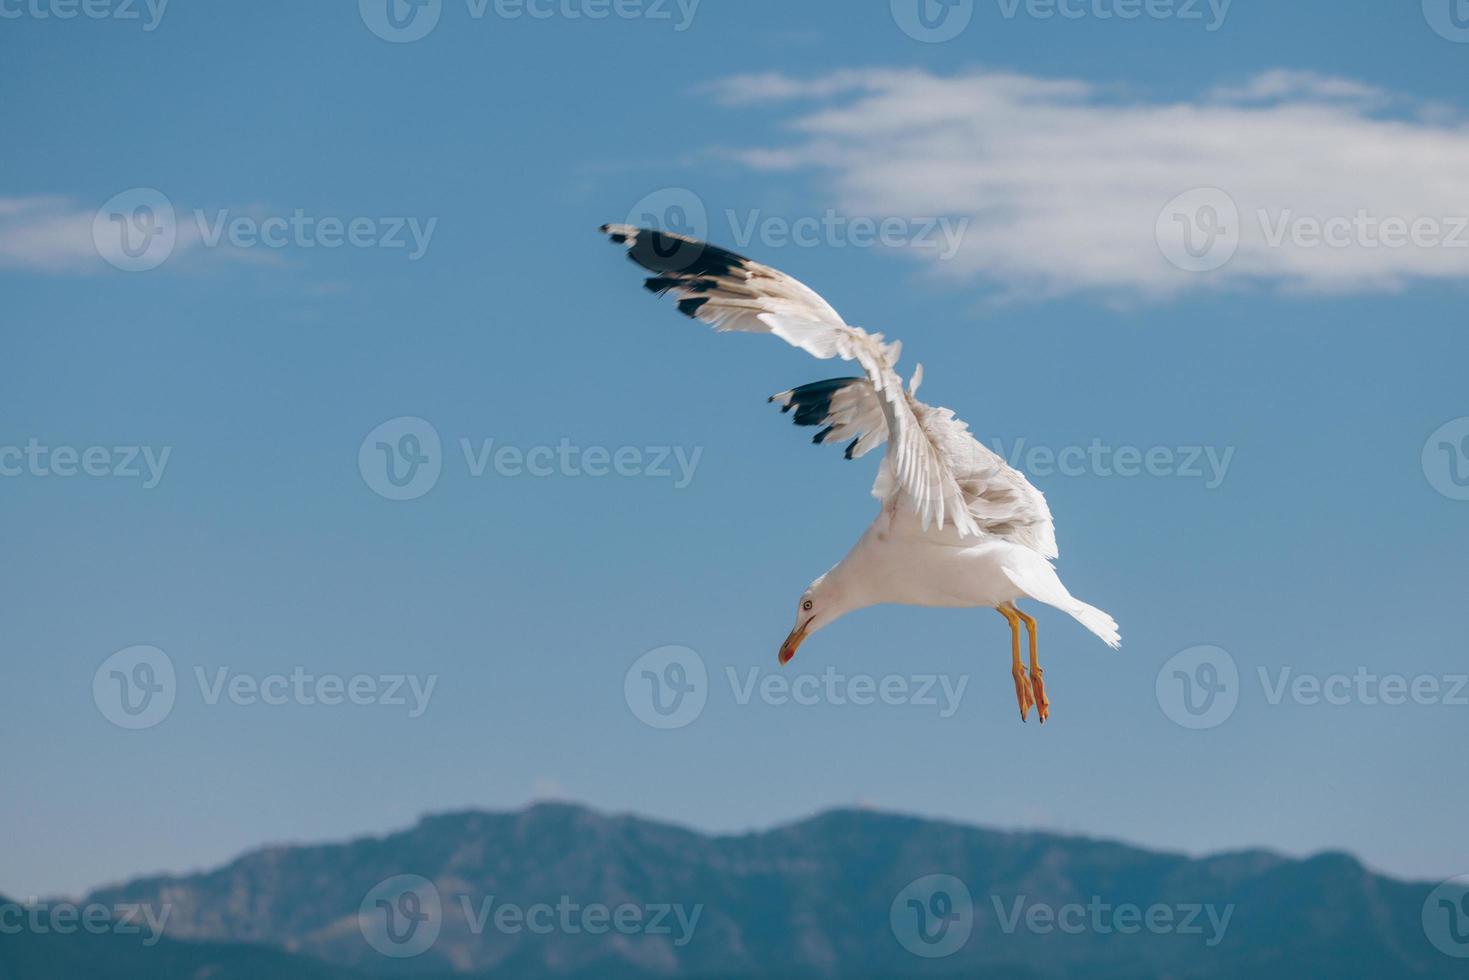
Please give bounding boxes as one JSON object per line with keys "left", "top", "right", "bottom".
{"left": 601, "top": 223, "right": 1119, "bottom": 721}
{"left": 830, "top": 513, "right": 1055, "bottom": 610}
{"left": 815, "top": 502, "right": 1119, "bottom": 646}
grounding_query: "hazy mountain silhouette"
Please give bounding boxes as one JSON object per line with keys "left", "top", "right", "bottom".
{"left": 4, "top": 804, "right": 1462, "bottom": 978}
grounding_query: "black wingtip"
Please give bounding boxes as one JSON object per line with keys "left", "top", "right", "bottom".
{"left": 844, "top": 438, "right": 859, "bottom": 460}
{"left": 677, "top": 297, "right": 709, "bottom": 318}
{"left": 813, "top": 426, "right": 834, "bottom": 445}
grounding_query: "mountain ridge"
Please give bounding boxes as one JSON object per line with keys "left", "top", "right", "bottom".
{"left": 69, "top": 800, "right": 1354, "bottom": 898}
{"left": 7, "top": 802, "right": 1460, "bottom": 979}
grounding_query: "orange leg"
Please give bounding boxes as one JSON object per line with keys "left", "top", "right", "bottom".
{"left": 1011, "top": 605, "right": 1048, "bottom": 724}
{"left": 997, "top": 605, "right": 1033, "bottom": 722}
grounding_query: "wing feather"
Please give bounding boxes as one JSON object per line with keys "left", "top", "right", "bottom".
{"left": 603, "top": 224, "right": 996, "bottom": 539}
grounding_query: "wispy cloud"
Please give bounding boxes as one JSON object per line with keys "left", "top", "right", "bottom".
{"left": 706, "top": 68, "right": 1469, "bottom": 302}
{"left": 0, "top": 194, "right": 216, "bottom": 274}
{"left": 1203, "top": 69, "right": 1389, "bottom": 107}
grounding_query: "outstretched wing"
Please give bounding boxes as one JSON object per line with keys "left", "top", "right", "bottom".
{"left": 600, "top": 224, "right": 845, "bottom": 333}
{"left": 601, "top": 224, "right": 982, "bottom": 536}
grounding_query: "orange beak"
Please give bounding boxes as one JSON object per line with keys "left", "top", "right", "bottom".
{"left": 778, "top": 618, "right": 812, "bottom": 666}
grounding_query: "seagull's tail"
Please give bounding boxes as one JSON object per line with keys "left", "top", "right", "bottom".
{"left": 1067, "top": 601, "right": 1121, "bottom": 650}
{"left": 1002, "top": 563, "right": 1121, "bottom": 650}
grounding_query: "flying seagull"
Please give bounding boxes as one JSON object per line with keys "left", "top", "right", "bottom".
{"left": 600, "top": 224, "right": 1120, "bottom": 723}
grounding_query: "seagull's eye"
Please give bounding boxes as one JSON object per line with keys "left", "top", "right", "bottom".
{"left": 802, "top": 600, "right": 813, "bottom": 612}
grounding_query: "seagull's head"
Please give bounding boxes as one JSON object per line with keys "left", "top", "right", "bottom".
{"left": 778, "top": 576, "right": 846, "bottom": 665}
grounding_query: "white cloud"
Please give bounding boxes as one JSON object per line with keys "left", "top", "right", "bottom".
{"left": 0, "top": 194, "right": 206, "bottom": 274}
{"left": 1204, "top": 69, "right": 1388, "bottom": 107}
{"left": 0, "top": 196, "right": 112, "bottom": 273}
{"left": 707, "top": 68, "right": 1469, "bottom": 302}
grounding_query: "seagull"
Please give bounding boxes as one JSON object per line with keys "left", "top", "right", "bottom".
{"left": 600, "top": 224, "right": 1120, "bottom": 723}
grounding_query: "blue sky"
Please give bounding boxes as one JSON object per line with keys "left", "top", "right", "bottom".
{"left": 3, "top": 0, "right": 1467, "bottom": 899}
